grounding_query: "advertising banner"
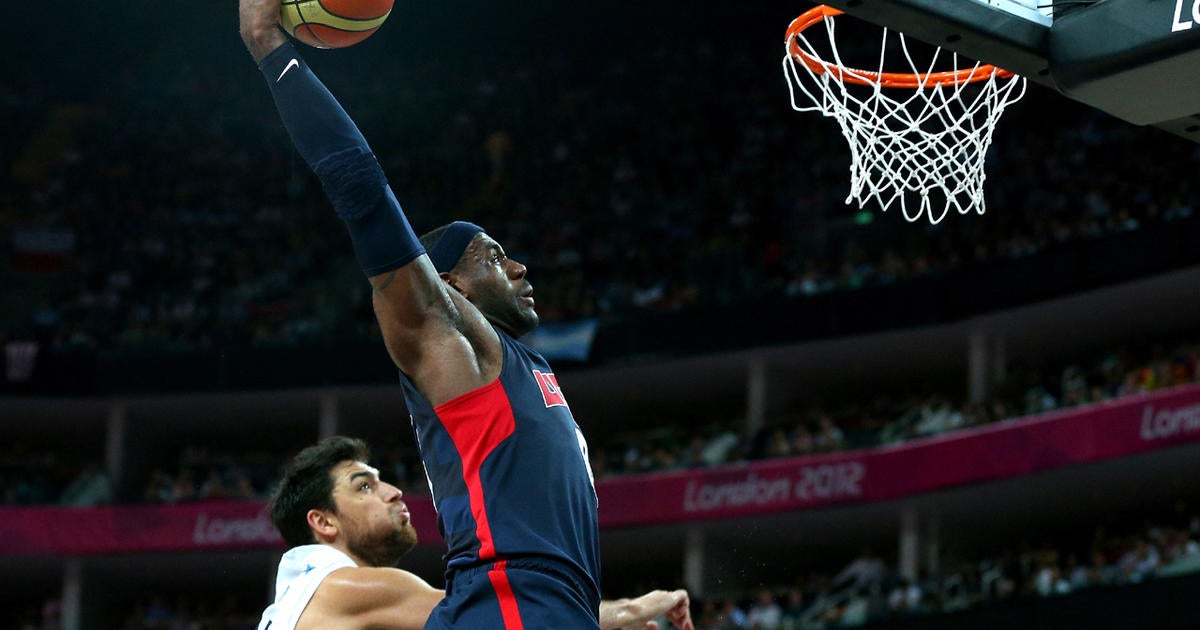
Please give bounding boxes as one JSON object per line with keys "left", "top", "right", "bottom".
{"left": 5, "top": 384, "right": 1199, "bottom": 555}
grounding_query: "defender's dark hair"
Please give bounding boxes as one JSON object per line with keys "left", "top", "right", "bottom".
{"left": 268, "top": 436, "right": 370, "bottom": 549}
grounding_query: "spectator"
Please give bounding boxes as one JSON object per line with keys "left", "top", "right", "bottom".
{"left": 778, "top": 587, "right": 806, "bottom": 629}
{"left": 59, "top": 461, "right": 112, "bottom": 506}
{"left": 1065, "top": 554, "right": 1090, "bottom": 591}
{"left": 745, "top": 589, "right": 781, "bottom": 629}
{"left": 199, "top": 469, "right": 232, "bottom": 501}
{"left": 813, "top": 415, "right": 844, "bottom": 452}
{"left": 839, "top": 588, "right": 871, "bottom": 627}
{"left": 143, "top": 469, "right": 175, "bottom": 504}
{"left": 911, "top": 396, "right": 964, "bottom": 437}
{"left": 833, "top": 547, "right": 886, "bottom": 591}
{"left": 762, "top": 428, "right": 792, "bottom": 460}
{"left": 716, "top": 598, "right": 749, "bottom": 629}
{"left": 1119, "top": 538, "right": 1160, "bottom": 582}
{"left": 170, "top": 470, "right": 196, "bottom": 503}
{"left": 886, "top": 578, "right": 922, "bottom": 614}
{"left": 226, "top": 467, "right": 257, "bottom": 500}
{"left": 1032, "top": 557, "right": 1067, "bottom": 597}
{"left": 699, "top": 426, "right": 743, "bottom": 467}
{"left": 1088, "top": 548, "right": 1121, "bottom": 586}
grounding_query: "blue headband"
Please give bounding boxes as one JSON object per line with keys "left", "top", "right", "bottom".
{"left": 429, "top": 221, "right": 485, "bottom": 273}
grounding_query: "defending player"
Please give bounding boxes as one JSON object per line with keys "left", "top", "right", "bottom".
{"left": 257, "top": 436, "right": 693, "bottom": 630}
{"left": 239, "top": 0, "right": 625, "bottom": 626}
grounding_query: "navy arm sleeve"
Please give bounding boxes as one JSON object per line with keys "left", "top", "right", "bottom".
{"left": 258, "top": 41, "right": 424, "bottom": 277}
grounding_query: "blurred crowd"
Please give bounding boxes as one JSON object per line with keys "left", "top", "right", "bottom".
{"left": 0, "top": 450, "right": 110, "bottom": 507}
{"left": 114, "top": 595, "right": 259, "bottom": 630}
{"left": 2, "top": 12, "right": 1198, "bottom": 356}
{"left": 139, "top": 447, "right": 276, "bottom": 505}
{"left": 691, "top": 500, "right": 1200, "bottom": 629}
{"left": 0, "top": 440, "right": 421, "bottom": 507}
{"left": 13, "top": 593, "right": 261, "bottom": 630}
{"left": 3, "top": 331, "right": 1197, "bottom": 506}
{"left": 14, "top": 502, "right": 1198, "bottom": 630}
{"left": 592, "top": 334, "right": 1200, "bottom": 478}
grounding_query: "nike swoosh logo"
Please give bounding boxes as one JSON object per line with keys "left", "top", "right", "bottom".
{"left": 276, "top": 58, "right": 299, "bottom": 83}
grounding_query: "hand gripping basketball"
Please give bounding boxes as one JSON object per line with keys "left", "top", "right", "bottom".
{"left": 279, "top": 0, "right": 394, "bottom": 49}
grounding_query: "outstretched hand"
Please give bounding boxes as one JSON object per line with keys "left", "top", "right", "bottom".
{"left": 622, "top": 589, "right": 694, "bottom": 630}
{"left": 238, "top": 0, "right": 288, "bottom": 63}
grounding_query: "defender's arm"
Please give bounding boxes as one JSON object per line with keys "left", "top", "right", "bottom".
{"left": 301, "top": 567, "right": 445, "bottom": 630}
{"left": 600, "top": 589, "right": 695, "bottom": 630}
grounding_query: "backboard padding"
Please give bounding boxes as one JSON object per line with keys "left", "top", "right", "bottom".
{"left": 815, "top": 0, "right": 1052, "bottom": 83}
{"left": 810, "top": 0, "right": 1200, "bottom": 142}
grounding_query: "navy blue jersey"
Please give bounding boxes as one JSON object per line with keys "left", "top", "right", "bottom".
{"left": 400, "top": 327, "right": 600, "bottom": 598}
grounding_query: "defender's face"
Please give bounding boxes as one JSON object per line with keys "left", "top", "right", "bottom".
{"left": 329, "top": 460, "right": 417, "bottom": 567}
{"left": 457, "top": 234, "right": 539, "bottom": 337}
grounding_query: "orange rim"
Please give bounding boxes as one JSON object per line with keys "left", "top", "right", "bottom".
{"left": 786, "top": 5, "right": 1013, "bottom": 88}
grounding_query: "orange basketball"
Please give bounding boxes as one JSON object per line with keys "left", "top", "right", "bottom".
{"left": 279, "top": 0, "right": 394, "bottom": 49}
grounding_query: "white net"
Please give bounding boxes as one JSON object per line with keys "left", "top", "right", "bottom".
{"left": 783, "top": 10, "right": 1027, "bottom": 224}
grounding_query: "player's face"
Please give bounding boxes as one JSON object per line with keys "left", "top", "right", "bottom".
{"left": 457, "top": 234, "right": 539, "bottom": 337}
{"left": 329, "top": 461, "right": 417, "bottom": 568}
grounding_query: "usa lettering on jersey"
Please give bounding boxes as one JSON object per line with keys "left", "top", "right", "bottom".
{"left": 532, "top": 370, "right": 568, "bottom": 408}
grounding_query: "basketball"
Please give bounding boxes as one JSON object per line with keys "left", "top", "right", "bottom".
{"left": 279, "top": 0, "right": 393, "bottom": 49}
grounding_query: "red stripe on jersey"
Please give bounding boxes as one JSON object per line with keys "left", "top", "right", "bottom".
{"left": 434, "top": 378, "right": 516, "bottom": 559}
{"left": 488, "top": 560, "right": 526, "bottom": 629}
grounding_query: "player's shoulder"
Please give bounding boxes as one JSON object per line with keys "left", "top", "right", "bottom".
{"left": 317, "top": 566, "right": 440, "bottom": 609}
{"left": 304, "top": 564, "right": 446, "bottom": 628}
{"left": 320, "top": 566, "right": 426, "bottom": 595}
{"left": 303, "top": 566, "right": 443, "bottom": 630}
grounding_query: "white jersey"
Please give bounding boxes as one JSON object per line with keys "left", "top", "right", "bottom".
{"left": 258, "top": 545, "right": 358, "bottom": 630}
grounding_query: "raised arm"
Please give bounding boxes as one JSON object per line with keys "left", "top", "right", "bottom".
{"left": 237, "top": 0, "right": 499, "bottom": 405}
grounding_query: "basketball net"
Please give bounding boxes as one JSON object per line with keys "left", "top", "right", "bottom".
{"left": 783, "top": 6, "right": 1027, "bottom": 224}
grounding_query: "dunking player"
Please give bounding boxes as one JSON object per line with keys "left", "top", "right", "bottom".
{"left": 237, "top": 1, "right": 687, "bottom": 628}
{"left": 256, "top": 436, "right": 692, "bottom": 630}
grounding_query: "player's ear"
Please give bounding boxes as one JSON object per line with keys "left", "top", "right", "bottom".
{"left": 440, "top": 272, "right": 467, "bottom": 297}
{"left": 307, "top": 508, "right": 339, "bottom": 541}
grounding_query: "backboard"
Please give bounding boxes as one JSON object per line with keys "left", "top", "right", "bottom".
{"left": 811, "top": 0, "right": 1200, "bottom": 142}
